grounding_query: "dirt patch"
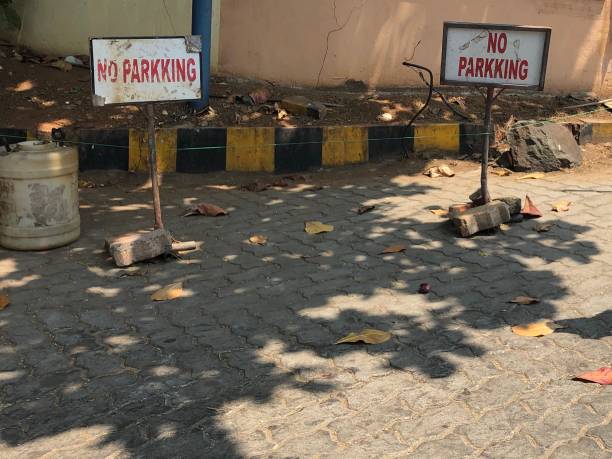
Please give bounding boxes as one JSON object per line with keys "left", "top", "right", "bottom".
{"left": 2, "top": 41, "right": 612, "bottom": 135}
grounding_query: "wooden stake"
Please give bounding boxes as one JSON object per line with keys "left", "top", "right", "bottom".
{"left": 146, "top": 104, "right": 164, "bottom": 229}
{"left": 481, "top": 87, "right": 495, "bottom": 204}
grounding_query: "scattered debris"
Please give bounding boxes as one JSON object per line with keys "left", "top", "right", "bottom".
{"left": 573, "top": 367, "right": 612, "bottom": 385}
{"left": 49, "top": 60, "right": 72, "bottom": 72}
{"left": 281, "top": 95, "right": 328, "bottom": 120}
{"left": 431, "top": 208, "right": 450, "bottom": 217}
{"left": 151, "top": 282, "right": 184, "bottom": 301}
{"left": 424, "top": 165, "right": 455, "bottom": 178}
{"left": 248, "top": 87, "right": 272, "bottom": 105}
{"left": 418, "top": 283, "right": 432, "bottom": 294}
{"left": 505, "top": 123, "right": 582, "bottom": 171}
{"left": 106, "top": 229, "right": 195, "bottom": 267}
{"left": 358, "top": 205, "right": 375, "bottom": 215}
{"left": 377, "top": 112, "right": 395, "bottom": 122}
{"left": 521, "top": 195, "right": 543, "bottom": 219}
{"left": 491, "top": 167, "right": 512, "bottom": 176}
{"left": 517, "top": 172, "right": 546, "bottom": 180}
{"left": 511, "top": 321, "right": 561, "bottom": 337}
{"left": 495, "top": 197, "right": 522, "bottom": 216}
{"left": 183, "top": 203, "right": 228, "bottom": 217}
{"left": 552, "top": 200, "right": 572, "bottom": 212}
{"left": 249, "top": 234, "right": 267, "bottom": 246}
{"left": 509, "top": 296, "right": 540, "bottom": 305}
{"left": 381, "top": 245, "right": 406, "bottom": 254}
{"left": 449, "top": 203, "right": 472, "bottom": 218}
{"left": 0, "top": 292, "right": 9, "bottom": 310}
{"left": 452, "top": 201, "right": 511, "bottom": 237}
{"left": 64, "top": 55, "right": 85, "bottom": 67}
{"left": 305, "top": 221, "right": 334, "bottom": 234}
{"left": 534, "top": 222, "right": 554, "bottom": 233}
{"left": 336, "top": 329, "right": 391, "bottom": 345}
{"left": 242, "top": 180, "right": 272, "bottom": 192}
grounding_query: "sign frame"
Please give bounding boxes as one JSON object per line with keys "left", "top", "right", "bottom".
{"left": 440, "top": 22, "right": 552, "bottom": 91}
{"left": 89, "top": 35, "right": 203, "bottom": 107}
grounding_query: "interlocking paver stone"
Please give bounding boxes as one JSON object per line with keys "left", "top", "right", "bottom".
{"left": 0, "top": 164, "right": 610, "bottom": 458}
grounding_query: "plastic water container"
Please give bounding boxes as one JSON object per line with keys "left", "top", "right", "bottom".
{"left": 0, "top": 140, "right": 80, "bottom": 250}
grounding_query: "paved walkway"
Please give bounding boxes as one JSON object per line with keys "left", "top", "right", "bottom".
{"left": 1, "top": 162, "right": 611, "bottom": 458}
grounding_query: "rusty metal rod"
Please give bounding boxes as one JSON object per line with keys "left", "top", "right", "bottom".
{"left": 481, "top": 87, "right": 495, "bottom": 204}
{"left": 146, "top": 104, "right": 164, "bottom": 229}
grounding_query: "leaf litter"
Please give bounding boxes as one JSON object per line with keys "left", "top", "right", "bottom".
{"left": 336, "top": 329, "right": 392, "bottom": 345}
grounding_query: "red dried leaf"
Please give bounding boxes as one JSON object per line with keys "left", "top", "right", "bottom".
{"left": 184, "top": 203, "right": 228, "bottom": 217}
{"left": 381, "top": 245, "right": 406, "bottom": 254}
{"left": 574, "top": 367, "right": 612, "bottom": 385}
{"left": 522, "top": 195, "right": 542, "bottom": 219}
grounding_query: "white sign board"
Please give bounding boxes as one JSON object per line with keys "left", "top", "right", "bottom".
{"left": 90, "top": 36, "right": 202, "bottom": 106}
{"left": 441, "top": 23, "right": 551, "bottom": 90}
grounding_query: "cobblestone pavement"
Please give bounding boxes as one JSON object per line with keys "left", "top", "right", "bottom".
{"left": 1, "top": 161, "right": 611, "bottom": 459}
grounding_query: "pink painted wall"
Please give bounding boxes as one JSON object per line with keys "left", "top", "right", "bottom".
{"left": 219, "top": 0, "right": 612, "bottom": 94}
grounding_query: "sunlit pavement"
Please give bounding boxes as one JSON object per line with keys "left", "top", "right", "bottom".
{"left": 1, "top": 162, "right": 610, "bottom": 458}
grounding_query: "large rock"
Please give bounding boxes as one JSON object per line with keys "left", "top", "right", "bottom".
{"left": 505, "top": 122, "right": 582, "bottom": 171}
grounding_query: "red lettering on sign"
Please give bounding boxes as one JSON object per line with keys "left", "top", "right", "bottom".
{"left": 484, "top": 58, "right": 494, "bottom": 78}
{"left": 151, "top": 59, "right": 160, "bottom": 82}
{"left": 176, "top": 59, "right": 186, "bottom": 82}
{"left": 123, "top": 59, "right": 131, "bottom": 83}
{"left": 458, "top": 56, "right": 467, "bottom": 76}
{"left": 161, "top": 59, "right": 170, "bottom": 81}
{"left": 475, "top": 58, "right": 484, "bottom": 77}
{"left": 97, "top": 59, "right": 107, "bottom": 82}
{"left": 171, "top": 59, "right": 176, "bottom": 82}
{"left": 508, "top": 59, "right": 519, "bottom": 79}
{"left": 487, "top": 32, "right": 508, "bottom": 53}
{"left": 494, "top": 59, "right": 504, "bottom": 78}
{"left": 518, "top": 60, "right": 529, "bottom": 80}
{"left": 465, "top": 57, "right": 474, "bottom": 78}
{"left": 503, "top": 60, "right": 509, "bottom": 79}
{"left": 131, "top": 59, "right": 141, "bottom": 83}
{"left": 109, "top": 61, "right": 118, "bottom": 82}
{"left": 141, "top": 59, "right": 150, "bottom": 82}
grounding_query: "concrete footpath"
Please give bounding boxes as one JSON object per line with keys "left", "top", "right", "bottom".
{"left": 0, "top": 162, "right": 610, "bottom": 458}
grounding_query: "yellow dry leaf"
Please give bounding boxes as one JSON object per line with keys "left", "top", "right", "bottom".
{"left": 491, "top": 168, "right": 512, "bottom": 176}
{"left": 430, "top": 209, "right": 449, "bottom": 217}
{"left": 552, "top": 201, "right": 571, "bottom": 212}
{"left": 336, "top": 329, "right": 392, "bottom": 345}
{"left": 424, "top": 165, "right": 455, "bottom": 178}
{"left": 509, "top": 296, "right": 540, "bottom": 305}
{"left": 151, "top": 282, "right": 184, "bottom": 301}
{"left": 0, "top": 292, "right": 9, "bottom": 310}
{"left": 305, "top": 221, "right": 334, "bottom": 234}
{"left": 381, "top": 245, "right": 406, "bottom": 254}
{"left": 249, "top": 235, "right": 267, "bottom": 246}
{"left": 511, "top": 321, "right": 558, "bottom": 337}
{"left": 517, "top": 172, "right": 545, "bottom": 180}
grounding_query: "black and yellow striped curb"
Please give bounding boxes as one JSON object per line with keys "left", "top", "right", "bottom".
{"left": 2, "top": 120, "right": 610, "bottom": 173}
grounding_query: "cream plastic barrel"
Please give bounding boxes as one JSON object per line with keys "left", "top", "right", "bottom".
{"left": 0, "top": 141, "right": 80, "bottom": 250}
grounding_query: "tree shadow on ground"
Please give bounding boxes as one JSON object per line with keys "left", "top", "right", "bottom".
{"left": 0, "top": 170, "right": 605, "bottom": 457}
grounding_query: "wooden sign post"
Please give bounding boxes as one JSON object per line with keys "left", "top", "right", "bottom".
{"left": 441, "top": 23, "right": 551, "bottom": 203}
{"left": 90, "top": 36, "right": 204, "bottom": 229}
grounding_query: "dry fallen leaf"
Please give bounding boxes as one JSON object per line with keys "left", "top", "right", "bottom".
{"left": 151, "top": 282, "right": 184, "bottom": 301}
{"left": 305, "top": 221, "right": 334, "bottom": 234}
{"left": 424, "top": 165, "right": 455, "bottom": 178}
{"left": 430, "top": 208, "right": 449, "bottom": 217}
{"left": 517, "top": 172, "right": 545, "bottom": 180}
{"left": 522, "top": 195, "right": 542, "bottom": 219}
{"left": 491, "top": 168, "right": 512, "bottom": 176}
{"left": 358, "top": 205, "right": 375, "bottom": 215}
{"left": 574, "top": 367, "right": 612, "bottom": 385}
{"left": 534, "top": 222, "right": 554, "bottom": 233}
{"left": 0, "top": 292, "right": 10, "bottom": 310}
{"left": 552, "top": 200, "right": 572, "bottom": 212}
{"left": 336, "top": 329, "right": 392, "bottom": 345}
{"left": 511, "top": 321, "right": 559, "bottom": 337}
{"left": 509, "top": 296, "right": 540, "bottom": 305}
{"left": 249, "top": 234, "right": 267, "bottom": 246}
{"left": 381, "top": 245, "right": 406, "bottom": 254}
{"left": 183, "top": 203, "right": 228, "bottom": 217}
{"left": 242, "top": 181, "right": 271, "bottom": 192}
